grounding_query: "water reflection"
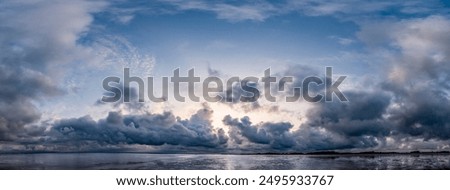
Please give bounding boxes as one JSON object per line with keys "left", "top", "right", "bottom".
{"left": 0, "top": 153, "right": 448, "bottom": 169}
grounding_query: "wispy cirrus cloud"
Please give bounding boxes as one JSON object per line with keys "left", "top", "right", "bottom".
{"left": 155, "top": 0, "right": 447, "bottom": 22}
{"left": 158, "top": 0, "right": 277, "bottom": 22}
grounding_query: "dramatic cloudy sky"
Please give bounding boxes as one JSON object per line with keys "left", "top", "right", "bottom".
{"left": 1, "top": 0, "right": 450, "bottom": 153}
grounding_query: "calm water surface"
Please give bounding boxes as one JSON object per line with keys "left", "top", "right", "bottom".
{"left": 0, "top": 153, "right": 448, "bottom": 169}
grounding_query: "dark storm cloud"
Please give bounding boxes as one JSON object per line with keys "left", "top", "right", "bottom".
{"left": 387, "top": 90, "right": 450, "bottom": 140}
{"left": 305, "top": 91, "right": 391, "bottom": 136}
{"left": 45, "top": 104, "right": 228, "bottom": 151}
{"left": 222, "top": 91, "right": 394, "bottom": 152}
{"left": 223, "top": 115, "right": 296, "bottom": 149}
{"left": 220, "top": 78, "right": 449, "bottom": 152}
{"left": 358, "top": 16, "right": 450, "bottom": 145}
{"left": 295, "top": 91, "right": 393, "bottom": 151}
{"left": 0, "top": 65, "right": 62, "bottom": 141}
{"left": 219, "top": 79, "right": 262, "bottom": 111}
{"left": 206, "top": 67, "right": 265, "bottom": 112}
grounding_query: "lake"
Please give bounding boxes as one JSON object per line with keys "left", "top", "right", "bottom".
{"left": 0, "top": 153, "right": 448, "bottom": 169}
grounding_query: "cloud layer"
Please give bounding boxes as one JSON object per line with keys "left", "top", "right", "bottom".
{"left": 1, "top": 0, "right": 450, "bottom": 153}
{"left": 45, "top": 104, "right": 228, "bottom": 152}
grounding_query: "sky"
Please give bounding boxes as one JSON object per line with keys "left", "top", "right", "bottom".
{"left": 1, "top": 0, "right": 450, "bottom": 153}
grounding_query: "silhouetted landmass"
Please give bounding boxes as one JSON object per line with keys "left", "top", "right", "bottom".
{"left": 253, "top": 150, "right": 450, "bottom": 155}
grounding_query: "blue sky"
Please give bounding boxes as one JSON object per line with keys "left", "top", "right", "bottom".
{"left": 1, "top": 0, "right": 450, "bottom": 153}
{"left": 93, "top": 2, "right": 361, "bottom": 75}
